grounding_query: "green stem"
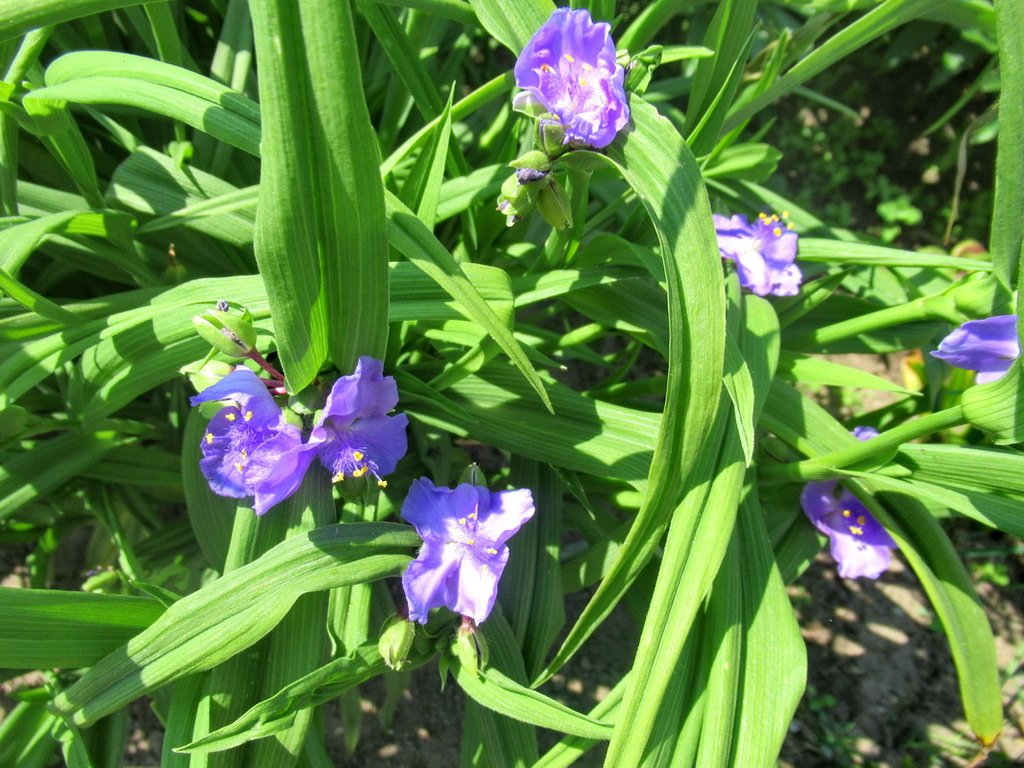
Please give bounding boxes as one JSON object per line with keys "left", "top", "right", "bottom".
{"left": 786, "top": 294, "right": 960, "bottom": 351}
{"left": 762, "top": 405, "right": 966, "bottom": 482}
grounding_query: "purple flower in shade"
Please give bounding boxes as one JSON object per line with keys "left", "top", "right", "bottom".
{"left": 800, "top": 426, "right": 896, "bottom": 579}
{"left": 514, "top": 8, "right": 629, "bottom": 149}
{"left": 310, "top": 356, "right": 409, "bottom": 487}
{"left": 713, "top": 212, "right": 802, "bottom": 297}
{"left": 190, "top": 367, "right": 316, "bottom": 516}
{"left": 401, "top": 478, "right": 535, "bottom": 624}
{"left": 931, "top": 315, "right": 1020, "bottom": 384}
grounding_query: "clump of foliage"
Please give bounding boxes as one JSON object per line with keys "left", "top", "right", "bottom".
{"left": 0, "top": 1, "right": 1021, "bottom": 767}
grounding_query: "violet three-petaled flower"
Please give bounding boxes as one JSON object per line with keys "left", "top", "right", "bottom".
{"left": 310, "top": 356, "right": 409, "bottom": 487}
{"left": 931, "top": 314, "right": 1020, "bottom": 384}
{"left": 190, "top": 367, "right": 316, "bottom": 516}
{"left": 401, "top": 478, "right": 535, "bottom": 624}
{"left": 800, "top": 426, "right": 896, "bottom": 579}
{"left": 713, "top": 212, "right": 802, "bottom": 297}
{"left": 514, "top": 8, "right": 629, "bottom": 149}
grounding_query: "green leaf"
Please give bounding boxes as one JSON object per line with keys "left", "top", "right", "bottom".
{"left": 0, "top": 0, "right": 165, "bottom": 41}
{"left": 0, "top": 588, "right": 164, "bottom": 668}
{"left": 777, "top": 351, "right": 919, "bottom": 395}
{"left": 51, "top": 523, "right": 417, "bottom": 727}
{"left": 250, "top": 0, "right": 389, "bottom": 388}
{"left": 535, "top": 97, "right": 726, "bottom": 683}
{"left": 453, "top": 664, "right": 613, "bottom": 741}
{"left": 962, "top": 360, "right": 1024, "bottom": 443}
{"left": 993, "top": 0, "right": 1024, "bottom": 286}
{"left": 467, "top": 0, "right": 553, "bottom": 53}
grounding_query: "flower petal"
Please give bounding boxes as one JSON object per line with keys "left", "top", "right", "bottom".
{"left": 402, "top": 539, "right": 462, "bottom": 623}
{"left": 931, "top": 315, "right": 1019, "bottom": 380}
{"left": 452, "top": 547, "right": 509, "bottom": 624}
{"left": 474, "top": 487, "right": 536, "bottom": 547}
{"left": 320, "top": 356, "right": 399, "bottom": 425}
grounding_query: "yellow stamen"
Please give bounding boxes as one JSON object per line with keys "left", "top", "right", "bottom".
{"left": 484, "top": 547, "right": 498, "bottom": 555}
{"left": 352, "top": 466, "right": 368, "bottom": 478}
{"left": 782, "top": 210, "right": 790, "bottom": 218}
{"left": 353, "top": 450, "right": 365, "bottom": 462}
{"left": 773, "top": 227, "right": 782, "bottom": 237}
{"left": 849, "top": 526, "right": 864, "bottom": 535}
{"left": 234, "top": 461, "right": 245, "bottom": 473}
{"left": 579, "top": 77, "right": 588, "bottom": 87}
{"left": 205, "top": 432, "right": 214, "bottom": 445}
{"left": 564, "top": 53, "right": 575, "bottom": 62}
{"left": 540, "top": 63, "right": 554, "bottom": 73}
{"left": 458, "top": 517, "right": 467, "bottom": 526}
{"left": 842, "top": 509, "right": 852, "bottom": 517}
{"left": 468, "top": 512, "right": 477, "bottom": 520}
{"left": 225, "top": 412, "right": 236, "bottom": 422}
{"left": 332, "top": 471, "right": 345, "bottom": 483}
{"left": 240, "top": 449, "right": 248, "bottom": 458}
{"left": 856, "top": 515, "right": 866, "bottom": 526}
{"left": 244, "top": 410, "right": 253, "bottom": 421}
{"left": 466, "top": 539, "right": 475, "bottom": 546}
{"left": 377, "top": 479, "right": 388, "bottom": 488}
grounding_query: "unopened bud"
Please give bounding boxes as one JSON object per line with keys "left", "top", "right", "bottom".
{"left": 496, "top": 173, "right": 539, "bottom": 227}
{"left": 379, "top": 615, "right": 416, "bottom": 671}
{"left": 453, "top": 618, "right": 488, "bottom": 677}
{"left": 180, "top": 359, "right": 235, "bottom": 393}
{"left": 536, "top": 178, "right": 573, "bottom": 230}
{"left": 193, "top": 302, "right": 257, "bottom": 357}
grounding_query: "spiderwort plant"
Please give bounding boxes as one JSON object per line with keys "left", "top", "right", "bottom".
{"left": 931, "top": 315, "right": 1020, "bottom": 383}
{"left": 713, "top": 212, "right": 802, "bottom": 297}
{"left": 800, "top": 427, "right": 896, "bottom": 579}
{"left": 400, "top": 477, "right": 536, "bottom": 624}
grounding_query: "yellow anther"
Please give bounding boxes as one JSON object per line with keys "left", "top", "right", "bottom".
{"left": 240, "top": 449, "right": 248, "bottom": 458}
{"left": 352, "top": 466, "right": 368, "bottom": 478}
{"left": 484, "top": 547, "right": 499, "bottom": 555}
{"left": 377, "top": 479, "right": 388, "bottom": 488}
{"left": 458, "top": 517, "right": 467, "bottom": 526}
{"left": 332, "top": 471, "right": 345, "bottom": 483}
{"left": 540, "top": 63, "right": 554, "bottom": 73}
{"left": 244, "top": 410, "right": 253, "bottom": 421}
{"left": 842, "top": 509, "right": 852, "bottom": 517}
{"left": 564, "top": 53, "right": 575, "bottom": 62}
{"left": 205, "top": 432, "right": 214, "bottom": 445}
{"left": 466, "top": 539, "right": 475, "bottom": 546}
{"left": 782, "top": 210, "right": 791, "bottom": 218}
{"left": 849, "top": 526, "right": 864, "bottom": 536}
{"left": 579, "top": 78, "right": 588, "bottom": 87}
{"left": 856, "top": 515, "right": 866, "bottom": 526}
{"left": 468, "top": 512, "right": 477, "bottom": 520}
{"left": 353, "top": 450, "right": 365, "bottom": 462}
{"left": 234, "top": 461, "right": 245, "bottom": 473}
{"left": 225, "top": 412, "right": 236, "bottom": 422}
{"left": 773, "top": 227, "right": 782, "bottom": 237}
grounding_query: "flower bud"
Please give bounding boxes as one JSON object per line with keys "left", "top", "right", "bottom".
{"left": 509, "top": 150, "right": 552, "bottom": 174}
{"left": 496, "top": 173, "right": 539, "bottom": 227}
{"left": 538, "top": 118, "right": 568, "bottom": 156}
{"left": 453, "top": 619, "right": 488, "bottom": 677}
{"left": 949, "top": 273, "right": 1012, "bottom": 318}
{"left": 536, "top": 178, "right": 573, "bottom": 230}
{"left": 193, "top": 302, "right": 258, "bottom": 358}
{"left": 378, "top": 615, "right": 416, "bottom": 671}
{"left": 625, "top": 45, "right": 663, "bottom": 95}
{"left": 180, "top": 359, "right": 235, "bottom": 393}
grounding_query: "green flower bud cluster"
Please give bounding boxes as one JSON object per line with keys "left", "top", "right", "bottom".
{"left": 192, "top": 301, "right": 258, "bottom": 358}
{"left": 496, "top": 151, "right": 572, "bottom": 230}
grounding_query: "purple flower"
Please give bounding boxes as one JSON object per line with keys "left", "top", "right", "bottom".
{"left": 800, "top": 427, "right": 895, "bottom": 579}
{"left": 401, "top": 478, "right": 535, "bottom": 624}
{"left": 514, "top": 8, "right": 629, "bottom": 149}
{"left": 713, "top": 212, "right": 802, "bottom": 297}
{"left": 931, "top": 314, "right": 1019, "bottom": 384}
{"left": 192, "top": 357, "right": 408, "bottom": 516}
{"left": 190, "top": 367, "right": 316, "bottom": 516}
{"left": 310, "top": 356, "right": 409, "bottom": 486}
